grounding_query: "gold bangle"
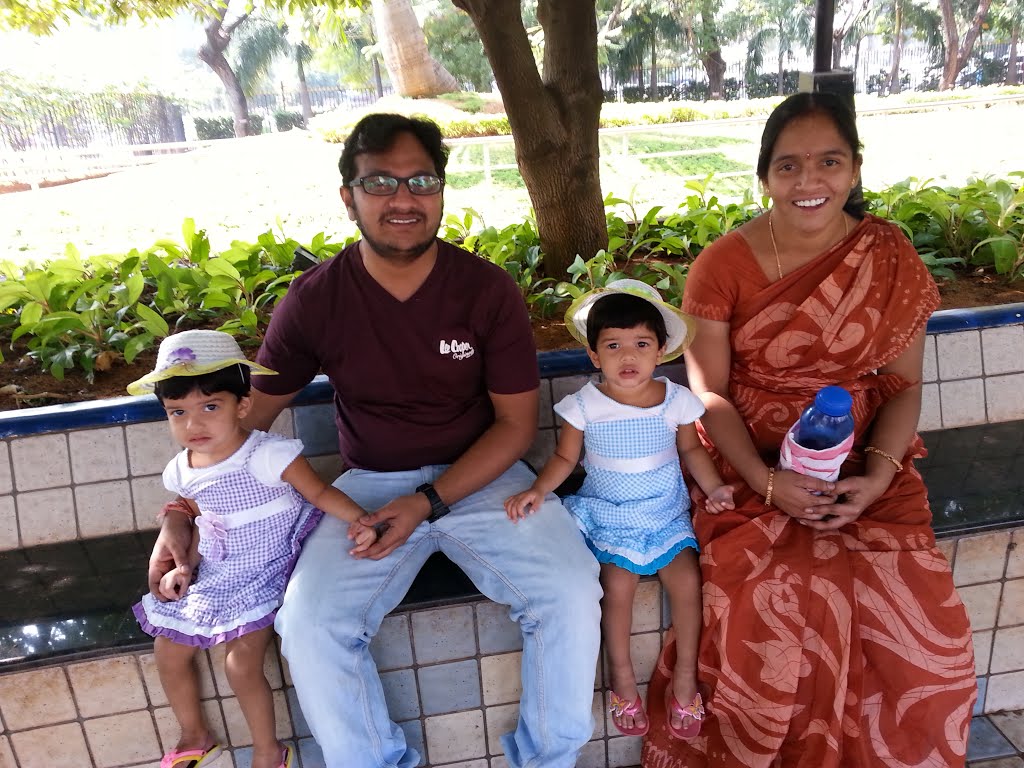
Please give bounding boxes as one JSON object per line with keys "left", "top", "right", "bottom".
{"left": 764, "top": 467, "right": 775, "bottom": 508}
{"left": 865, "top": 446, "right": 903, "bottom": 472}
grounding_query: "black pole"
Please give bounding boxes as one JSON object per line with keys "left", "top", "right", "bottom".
{"left": 814, "top": 0, "right": 835, "bottom": 72}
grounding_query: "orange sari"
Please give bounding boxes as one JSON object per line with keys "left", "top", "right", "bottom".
{"left": 642, "top": 215, "right": 975, "bottom": 768}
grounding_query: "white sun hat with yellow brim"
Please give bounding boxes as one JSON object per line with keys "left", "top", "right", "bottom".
{"left": 127, "top": 330, "right": 277, "bottom": 396}
{"left": 564, "top": 278, "right": 697, "bottom": 363}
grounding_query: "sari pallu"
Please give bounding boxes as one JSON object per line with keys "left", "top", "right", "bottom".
{"left": 642, "top": 216, "right": 976, "bottom": 768}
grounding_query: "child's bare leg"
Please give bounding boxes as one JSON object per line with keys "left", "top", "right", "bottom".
{"left": 225, "top": 627, "right": 283, "bottom": 768}
{"left": 600, "top": 563, "right": 645, "bottom": 731}
{"left": 154, "top": 637, "right": 212, "bottom": 752}
{"left": 658, "top": 548, "right": 702, "bottom": 731}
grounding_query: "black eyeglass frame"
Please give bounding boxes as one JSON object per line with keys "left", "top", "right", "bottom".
{"left": 347, "top": 174, "right": 445, "bottom": 196}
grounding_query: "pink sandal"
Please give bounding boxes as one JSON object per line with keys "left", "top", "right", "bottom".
{"left": 608, "top": 691, "right": 650, "bottom": 736}
{"left": 665, "top": 690, "right": 705, "bottom": 739}
{"left": 160, "top": 743, "right": 222, "bottom": 768}
{"left": 277, "top": 744, "right": 294, "bottom": 768}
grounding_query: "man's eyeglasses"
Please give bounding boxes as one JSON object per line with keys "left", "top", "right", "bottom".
{"left": 348, "top": 174, "right": 444, "bottom": 196}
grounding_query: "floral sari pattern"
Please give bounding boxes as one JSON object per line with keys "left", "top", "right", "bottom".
{"left": 642, "top": 215, "right": 976, "bottom": 768}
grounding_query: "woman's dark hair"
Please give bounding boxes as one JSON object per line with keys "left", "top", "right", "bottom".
{"left": 756, "top": 92, "right": 865, "bottom": 217}
{"left": 586, "top": 293, "right": 668, "bottom": 351}
{"left": 339, "top": 114, "right": 450, "bottom": 184}
{"left": 154, "top": 364, "right": 251, "bottom": 404}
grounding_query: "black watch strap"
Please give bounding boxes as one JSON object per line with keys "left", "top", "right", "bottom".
{"left": 416, "top": 482, "right": 451, "bottom": 523}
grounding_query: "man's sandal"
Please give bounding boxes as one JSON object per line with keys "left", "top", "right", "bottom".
{"left": 665, "top": 689, "right": 705, "bottom": 739}
{"left": 160, "top": 743, "right": 222, "bottom": 768}
{"left": 608, "top": 691, "right": 650, "bottom": 736}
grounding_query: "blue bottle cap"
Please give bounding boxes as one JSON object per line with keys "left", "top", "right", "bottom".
{"left": 814, "top": 386, "right": 853, "bottom": 417}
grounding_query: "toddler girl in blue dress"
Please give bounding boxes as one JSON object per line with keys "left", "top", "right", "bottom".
{"left": 129, "top": 330, "right": 377, "bottom": 768}
{"left": 505, "top": 280, "right": 734, "bottom": 741}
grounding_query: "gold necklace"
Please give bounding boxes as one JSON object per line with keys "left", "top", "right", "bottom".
{"left": 769, "top": 210, "right": 850, "bottom": 281}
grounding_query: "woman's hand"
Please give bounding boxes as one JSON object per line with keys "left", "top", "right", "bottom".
{"left": 799, "top": 473, "right": 889, "bottom": 531}
{"left": 770, "top": 469, "right": 838, "bottom": 521}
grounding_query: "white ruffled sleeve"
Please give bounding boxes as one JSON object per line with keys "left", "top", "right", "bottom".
{"left": 665, "top": 383, "right": 706, "bottom": 430}
{"left": 552, "top": 390, "right": 587, "bottom": 430}
{"left": 248, "top": 432, "right": 306, "bottom": 486}
{"left": 162, "top": 452, "right": 187, "bottom": 496}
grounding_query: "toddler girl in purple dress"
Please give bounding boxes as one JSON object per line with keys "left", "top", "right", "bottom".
{"left": 129, "top": 330, "right": 377, "bottom": 768}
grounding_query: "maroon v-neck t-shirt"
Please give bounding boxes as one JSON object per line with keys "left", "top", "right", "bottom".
{"left": 253, "top": 239, "right": 539, "bottom": 472}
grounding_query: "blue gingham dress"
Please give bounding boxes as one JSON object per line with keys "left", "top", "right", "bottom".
{"left": 133, "top": 430, "right": 321, "bottom": 648}
{"left": 555, "top": 379, "right": 704, "bottom": 575}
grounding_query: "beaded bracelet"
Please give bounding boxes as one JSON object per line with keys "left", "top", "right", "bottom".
{"left": 764, "top": 467, "right": 775, "bottom": 508}
{"left": 156, "top": 498, "right": 198, "bottom": 523}
{"left": 865, "top": 446, "right": 903, "bottom": 472}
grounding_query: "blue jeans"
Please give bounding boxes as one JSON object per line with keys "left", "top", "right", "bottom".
{"left": 275, "top": 461, "right": 602, "bottom": 768}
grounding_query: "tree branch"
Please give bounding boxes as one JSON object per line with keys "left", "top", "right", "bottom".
{"left": 224, "top": 11, "right": 251, "bottom": 37}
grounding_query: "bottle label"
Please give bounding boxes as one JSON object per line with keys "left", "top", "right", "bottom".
{"left": 778, "top": 423, "right": 855, "bottom": 482}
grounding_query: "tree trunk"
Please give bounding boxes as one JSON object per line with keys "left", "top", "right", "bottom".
{"left": 650, "top": 33, "right": 658, "bottom": 99}
{"left": 198, "top": 9, "right": 252, "bottom": 138}
{"left": 888, "top": 1, "right": 904, "bottom": 95}
{"left": 833, "top": 34, "right": 843, "bottom": 69}
{"left": 373, "top": 0, "right": 459, "bottom": 96}
{"left": 297, "top": 56, "right": 313, "bottom": 122}
{"left": 939, "top": 0, "right": 993, "bottom": 89}
{"left": 373, "top": 58, "right": 385, "bottom": 97}
{"left": 453, "top": 0, "right": 607, "bottom": 278}
{"left": 1006, "top": 24, "right": 1020, "bottom": 86}
{"left": 702, "top": 49, "right": 727, "bottom": 99}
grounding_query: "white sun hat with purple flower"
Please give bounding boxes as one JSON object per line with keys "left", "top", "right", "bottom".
{"left": 126, "top": 330, "right": 277, "bottom": 396}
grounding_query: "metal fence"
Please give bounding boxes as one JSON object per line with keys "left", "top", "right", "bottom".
{"left": 199, "top": 86, "right": 387, "bottom": 123}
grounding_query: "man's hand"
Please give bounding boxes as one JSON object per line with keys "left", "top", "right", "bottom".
{"left": 504, "top": 488, "right": 544, "bottom": 522}
{"left": 347, "top": 519, "right": 380, "bottom": 555}
{"left": 148, "top": 509, "right": 193, "bottom": 601}
{"left": 353, "top": 492, "right": 431, "bottom": 560}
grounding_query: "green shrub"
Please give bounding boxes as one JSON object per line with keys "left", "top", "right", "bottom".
{"left": 274, "top": 110, "right": 305, "bottom": 131}
{"left": 194, "top": 114, "right": 265, "bottom": 140}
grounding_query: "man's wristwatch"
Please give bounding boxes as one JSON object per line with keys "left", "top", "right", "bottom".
{"left": 416, "top": 483, "right": 451, "bottom": 523}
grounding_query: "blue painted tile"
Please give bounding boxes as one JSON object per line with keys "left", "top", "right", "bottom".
{"left": 293, "top": 403, "right": 339, "bottom": 456}
{"left": 418, "top": 659, "right": 482, "bottom": 715}
{"left": 975, "top": 677, "right": 988, "bottom": 718}
{"left": 286, "top": 687, "right": 312, "bottom": 738}
{"left": 371, "top": 614, "right": 414, "bottom": 670}
{"left": 298, "top": 736, "right": 326, "bottom": 768}
{"left": 477, "top": 602, "right": 523, "bottom": 654}
{"left": 968, "top": 717, "right": 1017, "bottom": 761}
{"left": 411, "top": 604, "right": 476, "bottom": 663}
{"left": 381, "top": 668, "right": 421, "bottom": 721}
{"left": 398, "top": 719, "right": 427, "bottom": 767}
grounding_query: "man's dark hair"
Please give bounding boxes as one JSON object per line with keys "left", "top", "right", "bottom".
{"left": 339, "top": 114, "right": 450, "bottom": 185}
{"left": 586, "top": 293, "right": 668, "bottom": 351}
{"left": 154, "top": 364, "right": 251, "bottom": 404}
{"left": 756, "top": 92, "right": 865, "bottom": 217}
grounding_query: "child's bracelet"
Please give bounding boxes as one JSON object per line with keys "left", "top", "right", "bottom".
{"left": 764, "top": 467, "right": 775, "bottom": 509}
{"left": 156, "top": 499, "right": 197, "bottom": 523}
{"left": 865, "top": 446, "right": 903, "bottom": 472}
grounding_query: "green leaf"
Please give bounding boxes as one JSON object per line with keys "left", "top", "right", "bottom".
{"left": 204, "top": 259, "right": 242, "bottom": 281}
{"left": 135, "top": 304, "right": 170, "bottom": 337}
{"left": 124, "top": 333, "right": 153, "bottom": 363}
{"left": 19, "top": 301, "right": 43, "bottom": 326}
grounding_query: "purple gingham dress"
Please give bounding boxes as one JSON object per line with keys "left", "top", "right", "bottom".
{"left": 133, "top": 430, "right": 322, "bottom": 648}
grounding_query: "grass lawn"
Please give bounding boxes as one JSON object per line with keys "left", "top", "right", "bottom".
{"left": 1, "top": 102, "right": 1023, "bottom": 266}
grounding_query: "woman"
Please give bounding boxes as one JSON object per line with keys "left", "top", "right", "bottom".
{"left": 642, "top": 92, "right": 976, "bottom": 767}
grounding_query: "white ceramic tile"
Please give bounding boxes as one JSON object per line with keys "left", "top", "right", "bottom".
{"left": 131, "top": 474, "right": 174, "bottom": 530}
{"left": 633, "top": 579, "right": 662, "bottom": 633}
{"left": 0, "top": 495, "right": 17, "bottom": 551}
{"left": 576, "top": 739, "right": 606, "bottom": 768}
{"left": 484, "top": 703, "right": 518, "bottom": 755}
{"left": 953, "top": 530, "right": 1010, "bottom": 586}
{"left": 153, "top": 700, "right": 225, "bottom": 753}
{"left": 425, "top": 710, "right": 486, "bottom": 763}
{"left": 936, "top": 331, "right": 983, "bottom": 380}
{"left": 630, "top": 632, "right": 661, "bottom": 684}
{"left": 991, "top": 626, "right": 1024, "bottom": 674}
{"left": 69, "top": 426, "right": 127, "bottom": 484}
{"left": 986, "top": 671, "right": 1024, "bottom": 712}
{"left": 999, "top": 578, "right": 1024, "bottom": 627}
{"left": 0, "top": 442, "right": 11, "bottom": 495}
{"left": 17, "top": 487, "right": 76, "bottom": 546}
{"left": 125, "top": 420, "right": 180, "bottom": 476}
{"left": 607, "top": 734, "right": 643, "bottom": 767}
{"left": 84, "top": 710, "right": 161, "bottom": 767}
{"left": 481, "top": 652, "right": 522, "bottom": 706}
{"left": 939, "top": 379, "right": 987, "bottom": 428}
{"left": 76, "top": 480, "right": 134, "bottom": 537}
{"left": 975, "top": 629, "right": 993, "bottom": 676}
{"left": 958, "top": 583, "right": 1001, "bottom": 632}
{"left": 921, "top": 334, "right": 938, "bottom": 383}
{"left": 1008, "top": 530, "right": 1024, "bottom": 579}
{"left": 0, "top": 736, "right": 14, "bottom": 768}
{"left": 918, "top": 383, "right": 941, "bottom": 432}
{"left": 10, "top": 433, "right": 71, "bottom": 491}
{"left": 986, "top": 373, "right": 1024, "bottom": 423}
{"left": 0, "top": 667, "right": 77, "bottom": 729}
{"left": 935, "top": 538, "right": 956, "bottom": 569}
{"left": 10, "top": 723, "right": 90, "bottom": 768}
{"left": 68, "top": 656, "right": 149, "bottom": 717}
{"left": 982, "top": 325, "right": 1024, "bottom": 375}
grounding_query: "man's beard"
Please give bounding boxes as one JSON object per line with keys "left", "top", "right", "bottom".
{"left": 353, "top": 211, "right": 440, "bottom": 264}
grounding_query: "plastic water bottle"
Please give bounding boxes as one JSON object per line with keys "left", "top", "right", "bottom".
{"left": 793, "top": 386, "right": 854, "bottom": 451}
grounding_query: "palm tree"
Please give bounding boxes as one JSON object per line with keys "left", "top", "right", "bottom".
{"left": 232, "top": 19, "right": 318, "bottom": 122}
{"left": 371, "top": 0, "right": 459, "bottom": 96}
{"left": 740, "top": 0, "right": 814, "bottom": 95}
{"left": 197, "top": 7, "right": 254, "bottom": 138}
{"left": 990, "top": 0, "right": 1024, "bottom": 85}
{"left": 938, "top": 0, "right": 995, "bottom": 88}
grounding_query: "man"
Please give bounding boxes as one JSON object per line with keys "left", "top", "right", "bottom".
{"left": 150, "top": 113, "right": 601, "bottom": 767}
